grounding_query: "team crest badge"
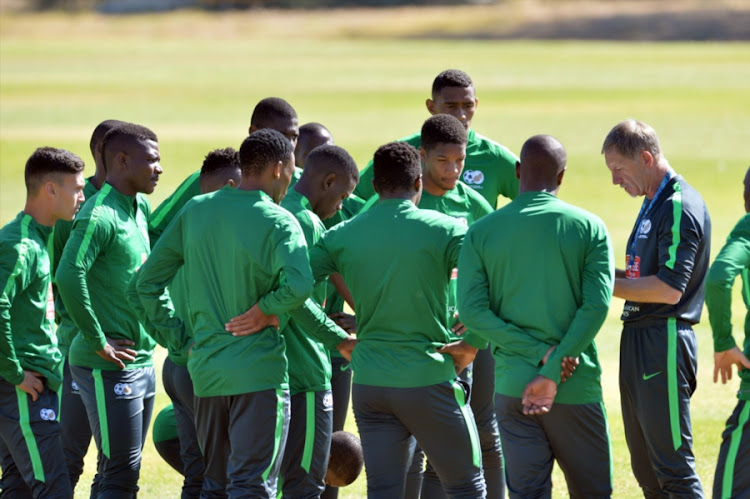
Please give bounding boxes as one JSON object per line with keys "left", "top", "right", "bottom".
{"left": 40, "top": 408, "right": 56, "bottom": 421}
{"left": 114, "top": 383, "right": 132, "bottom": 396}
{"left": 639, "top": 219, "right": 652, "bottom": 236}
{"left": 323, "top": 393, "right": 333, "bottom": 410}
{"left": 462, "top": 170, "right": 485, "bottom": 185}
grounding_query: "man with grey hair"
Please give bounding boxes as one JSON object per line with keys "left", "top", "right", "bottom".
{"left": 602, "top": 119, "right": 710, "bottom": 497}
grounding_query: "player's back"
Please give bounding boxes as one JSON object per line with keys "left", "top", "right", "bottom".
{"left": 312, "top": 198, "right": 466, "bottom": 388}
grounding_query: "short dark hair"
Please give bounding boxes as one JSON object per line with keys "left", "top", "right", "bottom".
{"left": 304, "top": 145, "right": 359, "bottom": 183}
{"left": 328, "top": 431, "right": 363, "bottom": 486}
{"left": 200, "top": 147, "right": 240, "bottom": 178}
{"left": 372, "top": 142, "right": 421, "bottom": 194}
{"left": 101, "top": 123, "right": 158, "bottom": 172}
{"left": 299, "top": 122, "right": 331, "bottom": 138}
{"left": 25, "top": 147, "right": 85, "bottom": 193}
{"left": 420, "top": 114, "right": 467, "bottom": 151}
{"left": 250, "top": 97, "right": 297, "bottom": 128}
{"left": 89, "top": 119, "right": 128, "bottom": 156}
{"left": 432, "top": 69, "right": 473, "bottom": 98}
{"left": 239, "top": 128, "right": 294, "bottom": 176}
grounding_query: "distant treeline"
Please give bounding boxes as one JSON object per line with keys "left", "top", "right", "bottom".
{"left": 30, "top": 0, "right": 486, "bottom": 12}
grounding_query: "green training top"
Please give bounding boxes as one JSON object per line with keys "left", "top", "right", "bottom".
{"left": 354, "top": 129, "right": 519, "bottom": 208}
{"left": 135, "top": 188, "right": 316, "bottom": 397}
{"left": 323, "top": 194, "right": 366, "bottom": 359}
{"left": 706, "top": 212, "right": 750, "bottom": 401}
{"left": 149, "top": 173, "right": 205, "bottom": 366}
{"left": 0, "top": 213, "right": 62, "bottom": 391}
{"left": 419, "top": 183, "right": 493, "bottom": 335}
{"left": 57, "top": 183, "right": 163, "bottom": 371}
{"left": 459, "top": 191, "right": 614, "bottom": 405}
{"left": 310, "top": 198, "right": 467, "bottom": 388}
{"left": 281, "top": 188, "right": 349, "bottom": 394}
{"left": 148, "top": 170, "right": 201, "bottom": 244}
{"left": 51, "top": 178, "right": 100, "bottom": 357}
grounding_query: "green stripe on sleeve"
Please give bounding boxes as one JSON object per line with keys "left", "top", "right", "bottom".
{"left": 93, "top": 369, "right": 110, "bottom": 458}
{"left": 452, "top": 381, "right": 482, "bottom": 468}
{"left": 721, "top": 401, "right": 750, "bottom": 499}
{"left": 743, "top": 268, "right": 750, "bottom": 304}
{"left": 301, "top": 391, "right": 316, "bottom": 473}
{"left": 75, "top": 184, "right": 111, "bottom": 266}
{"left": 150, "top": 172, "right": 198, "bottom": 228}
{"left": 2, "top": 217, "right": 30, "bottom": 299}
{"left": 16, "top": 388, "right": 45, "bottom": 482}
{"left": 667, "top": 318, "right": 681, "bottom": 451}
{"left": 262, "top": 389, "right": 287, "bottom": 481}
{"left": 665, "top": 182, "right": 682, "bottom": 270}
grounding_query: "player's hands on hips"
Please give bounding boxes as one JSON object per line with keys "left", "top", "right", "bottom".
{"left": 714, "top": 346, "right": 750, "bottom": 384}
{"left": 336, "top": 336, "right": 358, "bottom": 361}
{"left": 225, "top": 304, "right": 280, "bottom": 336}
{"left": 17, "top": 370, "right": 44, "bottom": 402}
{"left": 438, "top": 340, "right": 478, "bottom": 375}
{"left": 521, "top": 375, "right": 557, "bottom": 415}
{"left": 96, "top": 337, "right": 136, "bottom": 370}
{"left": 329, "top": 312, "right": 357, "bottom": 335}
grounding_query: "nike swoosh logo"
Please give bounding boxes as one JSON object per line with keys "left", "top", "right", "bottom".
{"left": 340, "top": 363, "right": 350, "bottom": 372}
{"left": 642, "top": 371, "right": 662, "bottom": 380}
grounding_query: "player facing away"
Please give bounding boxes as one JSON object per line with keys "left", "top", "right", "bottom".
{"left": 453, "top": 135, "right": 614, "bottom": 497}
{"left": 0, "top": 147, "right": 85, "bottom": 498}
{"left": 156, "top": 148, "right": 242, "bottom": 498}
{"left": 706, "top": 166, "right": 750, "bottom": 499}
{"left": 50, "top": 119, "right": 126, "bottom": 492}
{"left": 136, "top": 129, "right": 313, "bottom": 497}
{"left": 354, "top": 69, "right": 518, "bottom": 209}
{"left": 270, "top": 144, "right": 359, "bottom": 498}
{"left": 309, "top": 141, "right": 486, "bottom": 499}
{"left": 603, "top": 119, "right": 710, "bottom": 497}
{"left": 56, "top": 123, "right": 173, "bottom": 498}
{"left": 404, "top": 114, "right": 498, "bottom": 499}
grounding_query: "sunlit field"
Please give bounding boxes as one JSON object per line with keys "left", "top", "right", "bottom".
{"left": 1, "top": 7, "right": 749, "bottom": 498}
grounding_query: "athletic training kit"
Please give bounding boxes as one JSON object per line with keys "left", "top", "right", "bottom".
{"left": 55, "top": 183, "right": 162, "bottom": 497}
{"left": 310, "top": 198, "right": 485, "bottom": 498}
{"left": 460, "top": 191, "right": 615, "bottom": 498}
{"left": 619, "top": 173, "right": 710, "bottom": 497}
{"left": 0, "top": 212, "right": 71, "bottom": 498}
{"left": 706, "top": 212, "right": 750, "bottom": 499}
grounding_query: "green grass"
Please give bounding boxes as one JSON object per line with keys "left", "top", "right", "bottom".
{"left": 1, "top": 10, "right": 749, "bottom": 498}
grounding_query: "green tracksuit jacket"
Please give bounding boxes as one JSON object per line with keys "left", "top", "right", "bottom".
{"left": 355, "top": 129, "right": 519, "bottom": 207}
{"left": 51, "top": 178, "right": 100, "bottom": 357}
{"left": 148, "top": 170, "right": 201, "bottom": 243}
{"left": 706, "top": 213, "right": 750, "bottom": 401}
{"left": 310, "top": 198, "right": 467, "bottom": 388}
{"left": 459, "top": 191, "right": 614, "bottom": 404}
{"left": 135, "top": 188, "right": 322, "bottom": 397}
{"left": 56, "top": 183, "right": 165, "bottom": 371}
{"left": 281, "top": 188, "right": 348, "bottom": 394}
{"left": 1, "top": 213, "right": 62, "bottom": 391}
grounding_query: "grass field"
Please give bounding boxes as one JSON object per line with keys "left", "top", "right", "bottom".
{"left": 1, "top": 7, "right": 749, "bottom": 498}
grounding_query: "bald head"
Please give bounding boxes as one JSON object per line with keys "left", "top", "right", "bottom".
{"left": 518, "top": 135, "right": 567, "bottom": 195}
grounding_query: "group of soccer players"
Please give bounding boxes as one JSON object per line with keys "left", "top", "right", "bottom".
{"left": 1, "top": 68, "right": 748, "bottom": 499}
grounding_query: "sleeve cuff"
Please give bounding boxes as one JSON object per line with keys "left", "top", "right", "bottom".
{"left": 463, "top": 331, "right": 488, "bottom": 350}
